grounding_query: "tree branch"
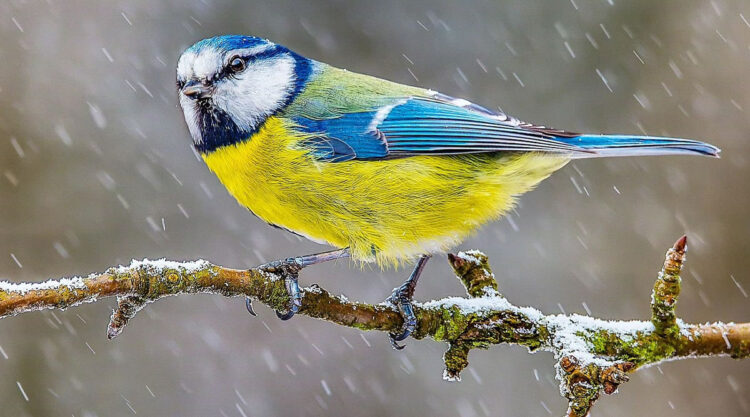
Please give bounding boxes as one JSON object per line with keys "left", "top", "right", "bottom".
{"left": 0, "top": 237, "right": 747, "bottom": 416}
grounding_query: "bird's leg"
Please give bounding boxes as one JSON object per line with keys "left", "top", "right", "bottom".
{"left": 387, "top": 254, "right": 431, "bottom": 349}
{"left": 245, "top": 248, "right": 350, "bottom": 320}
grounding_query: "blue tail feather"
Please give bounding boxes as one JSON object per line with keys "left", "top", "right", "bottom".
{"left": 558, "top": 135, "right": 720, "bottom": 158}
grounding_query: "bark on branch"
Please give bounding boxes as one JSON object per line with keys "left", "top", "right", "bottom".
{"left": 0, "top": 236, "right": 747, "bottom": 416}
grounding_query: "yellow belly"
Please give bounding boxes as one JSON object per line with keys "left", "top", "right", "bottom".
{"left": 202, "top": 117, "right": 569, "bottom": 266}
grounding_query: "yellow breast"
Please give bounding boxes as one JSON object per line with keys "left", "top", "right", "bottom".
{"left": 202, "top": 117, "right": 569, "bottom": 266}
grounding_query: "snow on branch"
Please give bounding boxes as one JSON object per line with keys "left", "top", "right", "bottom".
{"left": 0, "top": 236, "right": 747, "bottom": 416}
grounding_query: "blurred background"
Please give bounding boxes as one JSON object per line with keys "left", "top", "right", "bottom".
{"left": 0, "top": 0, "right": 748, "bottom": 416}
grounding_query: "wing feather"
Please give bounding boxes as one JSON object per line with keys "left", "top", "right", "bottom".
{"left": 292, "top": 93, "right": 588, "bottom": 161}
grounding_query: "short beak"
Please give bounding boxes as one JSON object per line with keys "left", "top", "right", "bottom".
{"left": 182, "top": 80, "right": 212, "bottom": 100}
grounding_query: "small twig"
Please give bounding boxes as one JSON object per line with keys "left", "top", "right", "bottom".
{"left": 447, "top": 251, "right": 499, "bottom": 297}
{"left": 651, "top": 235, "right": 686, "bottom": 337}
{"left": 108, "top": 295, "right": 146, "bottom": 339}
{"left": 0, "top": 237, "right": 747, "bottom": 416}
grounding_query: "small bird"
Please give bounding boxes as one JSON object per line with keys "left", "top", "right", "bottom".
{"left": 176, "top": 35, "right": 719, "bottom": 347}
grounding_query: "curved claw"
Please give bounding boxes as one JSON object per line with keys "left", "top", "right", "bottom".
{"left": 390, "top": 325, "right": 413, "bottom": 342}
{"left": 389, "top": 332, "right": 407, "bottom": 350}
{"left": 275, "top": 303, "right": 299, "bottom": 321}
{"left": 245, "top": 298, "right": 257, "bottom": 317}
{"left": 275, "top": 273, "right": 302, "bottom": 321}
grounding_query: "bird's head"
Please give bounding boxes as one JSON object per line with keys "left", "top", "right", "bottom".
{"left": 176, "top": 35, "right": 312, "bottom": 153}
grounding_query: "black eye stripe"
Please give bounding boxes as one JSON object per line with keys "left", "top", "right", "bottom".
{"left": 218, "top": 46, "right": 283, "bottom": 79}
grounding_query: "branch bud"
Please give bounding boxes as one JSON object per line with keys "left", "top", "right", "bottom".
{"left": 651, "top": 235, "right": 687, "bottom": 336}
{"left": 447, "top": 251, "right": 499, "bottom": 298}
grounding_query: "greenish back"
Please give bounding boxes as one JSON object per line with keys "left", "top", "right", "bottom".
{"left": 282, "top": 62, "right": 428, "bottom": 120}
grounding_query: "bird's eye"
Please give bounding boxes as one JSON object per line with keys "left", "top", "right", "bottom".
{"left": 228, "top": 56, "right": 246, "bottom": 73}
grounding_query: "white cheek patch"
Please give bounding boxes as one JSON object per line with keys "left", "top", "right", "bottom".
{"left": 211, "top": 54, "right": 296, "bottom": 132}
{"left": 179, "top": 93, "right": 203, "bottom": 145}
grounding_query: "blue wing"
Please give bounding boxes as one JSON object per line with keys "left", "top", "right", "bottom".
{"left": 292, "top": 94, "right": 718, "bottom": 162}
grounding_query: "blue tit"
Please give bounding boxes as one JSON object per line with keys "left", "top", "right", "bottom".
{"left": 176, "top": 35, "right": 719, "bottom": 347}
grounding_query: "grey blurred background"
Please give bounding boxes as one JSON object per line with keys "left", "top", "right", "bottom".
{"left": 0, "top": 0, "right": 748, "bottom": 416}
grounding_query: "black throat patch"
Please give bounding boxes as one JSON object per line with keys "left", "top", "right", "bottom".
{"left": 193, "top": 100, "right": 249, "bottom": 154}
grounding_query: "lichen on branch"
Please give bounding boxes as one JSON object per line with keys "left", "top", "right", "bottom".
{"left": 0, "top": 236, "right": 747, "bottom": 416}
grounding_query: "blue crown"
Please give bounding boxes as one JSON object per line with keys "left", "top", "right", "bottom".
{"left": 186, "top": 35, "right": 274, "bottom": 54}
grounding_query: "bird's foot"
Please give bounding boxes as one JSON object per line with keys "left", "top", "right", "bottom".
{"left": 385, "top": 254, "right": 430, "bottom": 349}
{"left": 386, "top": 281, "right": 418, "bottom": 350}
{"left": 245, "top": 249, "right": 349, "bottom": 321}
{"left": 244, "top": 257, "right": 303, "bottom": 320}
